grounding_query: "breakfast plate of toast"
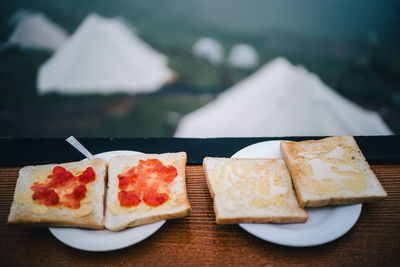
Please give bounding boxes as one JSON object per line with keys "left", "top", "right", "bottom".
{"left": 8, "top": 150, "right": 191, "bottom": 251}
{"left": 225, "top": 137, "right": 386, "bottom": 246}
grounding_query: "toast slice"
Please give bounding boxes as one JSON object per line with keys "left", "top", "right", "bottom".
{"left": 203, "top": 157, "right": 308, "bottom": 224}
{"left": 8, "top": 158, "right": 107, "bottom": 229}
{"left": 104, "top": 152, "right": 191, "bottom": 231}
{"left": 280, "top": 135, "right": 387, "bottom": 207}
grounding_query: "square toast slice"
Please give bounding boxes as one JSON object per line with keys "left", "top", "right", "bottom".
{"left": 8, "top": 158, "right": 107, "bottom": 229}
{"left": 105, "top": 152, "right": 191, "bottom": 231}
{"left": 203, "top": 157, "right": 308, "bottom": 224}
{"left": 280, "top": 135, "right": 387, "bottom": 207}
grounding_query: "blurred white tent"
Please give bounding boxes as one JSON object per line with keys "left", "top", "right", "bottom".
{"left": 175, "top": 57, "right": 392, "bottom": 137}
{"left": 37, "top": 13, "right": 174, "bottom": 94}
{"left": 192, "top": 37, "right": 224, "bottom": 65}
{"left": 228, "top": 44, "right": 259, "bottom": 69}
{"left": 7, "top": 11, "right": 68, "bottom": 51}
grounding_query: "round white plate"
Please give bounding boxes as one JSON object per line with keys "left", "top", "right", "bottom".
{"left": 49, "top": 150, "right": 166, "bottom": 252}
{"left": 231, "top": 140, "right": 362, "bottom": 247}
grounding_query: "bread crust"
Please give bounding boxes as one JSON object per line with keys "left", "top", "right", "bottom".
{"left": 280, "top": 141, "right": 307, "bottom": 207}
{"left": 281, "top": 135, "right": 387, "bottom": 208}
{"left": 8, "top": 158, "right": 107, "bottom": 229}
{"left": 203, "top": 157, "right": 308, "bottom": 224}
{"left": 104, "top": 152, "right": 191, "bottom": 231}
{"left": 125, "top": 207, "right": 191, "bottom": 228}
{"left": 216, "top": 215, "right": 308, "bottom": 224}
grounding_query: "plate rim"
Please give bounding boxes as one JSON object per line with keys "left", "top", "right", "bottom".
{"left": 49, "top": 220, "right": 166, "bottom": 252}
{"left": 48, "top": 150, "right": 167, "bottom": 252}
{"left": 231, "top": 140, "right": 362, "bottom": 247}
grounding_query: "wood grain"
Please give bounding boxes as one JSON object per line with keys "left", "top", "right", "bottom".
{"left": 0, "top": 165, "right": 399, "bottom": 266}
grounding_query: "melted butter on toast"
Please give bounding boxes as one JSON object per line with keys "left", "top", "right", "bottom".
{"left": 295, "top": 139, "right": 366, "bottom": 195}
{"left": 212, "top": 161, "right": 288, "bottom": 209}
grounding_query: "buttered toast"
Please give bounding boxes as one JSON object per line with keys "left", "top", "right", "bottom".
{"left": 104, "top": 152, "right": 191, "bottom": 231}
{"left": 280, "top": 135, "right": 387, "bottom": 207}
{"left": 8, "top": 158, "right": 107, "bottom": 229}
{"left": 203, "top": 157, "right": 308, "bottom": 224}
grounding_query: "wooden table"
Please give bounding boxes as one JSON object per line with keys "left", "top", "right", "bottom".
{"left": 0, "top": 164, "right": 399, "bottom": 266}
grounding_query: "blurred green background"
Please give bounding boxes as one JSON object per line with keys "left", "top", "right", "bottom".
{"left": 0, "top": 0, "right": 399, "bottom": 137}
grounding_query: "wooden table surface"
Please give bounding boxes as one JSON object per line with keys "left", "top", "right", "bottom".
{"left": 0, "top": 164, "right": 399, "bottom": 266}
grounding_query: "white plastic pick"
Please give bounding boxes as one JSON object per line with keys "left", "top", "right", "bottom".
{"left": 66, "top": 136, "right": 94, "bottom": 159}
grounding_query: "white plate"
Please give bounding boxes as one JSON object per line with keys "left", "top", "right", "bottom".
{"left": 231, "top": 140, "right": 362, "bottom": 247}
{"left": 49, "top": 150, "right": 166, "bottom": 252}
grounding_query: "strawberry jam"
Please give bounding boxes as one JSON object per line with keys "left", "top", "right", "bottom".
{"left": 31, "top": 166, "right": 96, "bottom": 209}
{"left": 117, "top": 159, "right": 177, "bottom": 207}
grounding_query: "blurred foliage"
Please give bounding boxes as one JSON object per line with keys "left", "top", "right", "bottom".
{"left": 0, "top": 0, "right": 399, "bottom": 136}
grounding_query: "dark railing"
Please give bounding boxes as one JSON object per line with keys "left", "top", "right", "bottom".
{"left": 1, "top": 135, "right": 399, "bottom": 166}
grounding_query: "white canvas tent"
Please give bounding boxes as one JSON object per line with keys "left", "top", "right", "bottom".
{"left": 192, "top": 37, "right": 224, "bottom": 65}
{"left": 228, "top": 44, "right": 259, "bottom": 69}
{"left": 7, "top": 12, "right": 68, "bottom": 51}
{"left": 37, "top": 13, "right": 173, "bottom": 94}
{"left": 174, "top": 57, "right": 392, "bottom": 137}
